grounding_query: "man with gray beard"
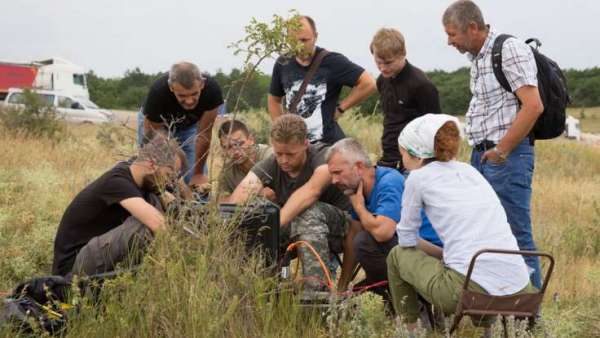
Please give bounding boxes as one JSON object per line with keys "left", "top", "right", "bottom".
{"left": 326, "top": 138, "right": 442, "bottom": 295}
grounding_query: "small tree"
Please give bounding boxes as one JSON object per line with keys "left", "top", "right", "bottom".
{"left": 226, "top": 10, "right": 304, "bottom": 114}
{"left": 207, "top": 11, "right": 305, "bottom": 201}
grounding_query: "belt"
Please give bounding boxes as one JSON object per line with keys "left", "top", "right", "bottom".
{"left": 474, "top": 140, "right": 496, "bottom": 152}
{"left": 474, "top": 136, "right": 535, "bottom": 152}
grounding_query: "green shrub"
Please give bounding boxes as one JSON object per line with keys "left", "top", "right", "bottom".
{"left": 0, "top": 89, "right": 66, "bottom": 141}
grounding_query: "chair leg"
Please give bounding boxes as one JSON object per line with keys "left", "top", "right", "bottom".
{"left": 502, "top": 316, "right": 508, "bottom": 338}
{"left": 351, "top": 263, "right": 361, "bottom": 280}
{"left": 426, "top": 303, "right": 435, "bottom": 331}
{"left": 417, "top": 295, "right": 435, "bottom": 331}
{"left": 449, "top": 313, "right": 463, "bottom": 335}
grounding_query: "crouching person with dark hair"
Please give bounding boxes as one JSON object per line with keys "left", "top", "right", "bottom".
{"left": 386, "top": 114, "right": 536, "bottom": 335}
{"left": 51, "top": 134, "right": 190, "bottom": 277}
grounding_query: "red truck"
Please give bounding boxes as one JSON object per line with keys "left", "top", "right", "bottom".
{"left": 0, "top": 63, "right": 38, "bottom": 100}
{"left": 0, "top": 58, "right": 89, "bottom": 101}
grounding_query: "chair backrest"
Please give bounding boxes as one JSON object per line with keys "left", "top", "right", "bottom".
{"left": 450, "top": 249, "right": 555, "bottom": 334}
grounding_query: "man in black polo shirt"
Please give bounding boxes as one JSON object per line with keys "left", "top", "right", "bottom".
{"left": 268, "top": 15, "right": 376, "bottom": 144}
{"left": 370, "top": 28, "right": 441, "bottom": 171}
{"left": 137, "top": 62, "right": 224, "bottom": 185}
{"left": 52, "top": 135, "right": 188, "bottom": 277}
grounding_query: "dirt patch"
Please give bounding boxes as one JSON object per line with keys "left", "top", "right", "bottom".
{"left": 581, "top": 133, "right": 600, "bottom": 147}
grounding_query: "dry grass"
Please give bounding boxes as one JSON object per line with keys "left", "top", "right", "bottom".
{"left": 1, "top": 111, "right": 599, "bottom": 337}
{"left": 567, "top": 106, "right": 600, "bottom": 133}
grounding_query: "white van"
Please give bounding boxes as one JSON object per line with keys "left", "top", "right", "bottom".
{"left": 3, "top": 88, "right": 114, "bottom": 124}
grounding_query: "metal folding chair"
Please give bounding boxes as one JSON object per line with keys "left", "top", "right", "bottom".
{"left": 449, "top": 249, "right": 555, "bottom": 337}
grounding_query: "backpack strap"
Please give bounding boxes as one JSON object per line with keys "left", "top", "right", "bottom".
{"left": 524, "top": 38, "right": 542, "bottom": 50}
{"left": 288, "top": 49, "right": 329, "bottom": 115}
{"left": 491, "top": 34, "right": 514, "bottom": 93}
{"left": 493, "top": 34, "right": 540, "bottom": 144}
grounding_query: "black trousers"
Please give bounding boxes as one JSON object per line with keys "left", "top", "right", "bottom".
{"left": 353, "top": 230, "right": 398, "bottom": 284}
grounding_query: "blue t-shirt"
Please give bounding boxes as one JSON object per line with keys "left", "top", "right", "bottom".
{"left": 351, "top": 167, "right": 442, "bottom": 247}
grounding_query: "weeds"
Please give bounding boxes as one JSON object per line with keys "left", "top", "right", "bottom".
{"left": 0, "top": 89, "right": 66, "bottom": 142}
{"left": 1, "top": 111, "right": 599, "bottom": 337}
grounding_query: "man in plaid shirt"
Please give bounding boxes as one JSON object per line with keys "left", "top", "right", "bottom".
{"left": 442, "top": 0, "right": 544, "bottom": 289}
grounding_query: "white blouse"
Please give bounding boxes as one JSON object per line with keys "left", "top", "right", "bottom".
{"left": 396, "top": 160, "right": 530, "bottom": 296}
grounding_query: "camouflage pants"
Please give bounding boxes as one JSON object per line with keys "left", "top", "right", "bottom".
{"left": 286, "top": 201, "right": 349, "bottom": 290}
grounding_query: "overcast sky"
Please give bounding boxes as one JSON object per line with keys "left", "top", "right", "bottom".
{"left": 2, "top": 0, "right": 598, "bottom": 78}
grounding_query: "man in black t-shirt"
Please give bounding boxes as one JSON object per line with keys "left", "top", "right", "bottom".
{"left": 370, "top": 28, "right": 441, "bottom": 171}
{"left": 52, "top": 135, "right": 189, "bottom": 277}
{"left": 227, "top": 115, "right": 357, "bottom": 298}
{"left": 268, "top": 15, "right": 376, "bottom": 144}
{"left": 137, "top": 62, "right": 224, "bottom": 185}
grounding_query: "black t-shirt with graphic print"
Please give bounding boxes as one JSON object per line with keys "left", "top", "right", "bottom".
{"left": 51, "top": 160, "right": 150, "bottom": 276}
{"left": 142, "top": 74, "right": 224, "bottom": 129}
{"left": 269, "top": 47, "right": 364, "bottom": 144}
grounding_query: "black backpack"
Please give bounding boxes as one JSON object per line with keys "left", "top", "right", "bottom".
{"left": 492, "top": 34, "right": 570, "bottom": 140}
{"left": 1, "top": 276, "right": 71, "bottom": 335}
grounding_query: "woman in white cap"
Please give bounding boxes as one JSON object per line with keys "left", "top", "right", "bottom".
{"left": 386, "top": 113, "right": 535, "bottom": 334}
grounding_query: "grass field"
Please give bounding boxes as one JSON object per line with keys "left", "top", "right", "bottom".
{"left": 567, "top": 106, "right": 600, "bottom": 133}
{"left": 0, "top": 110, "right": 599, "bottom": 337}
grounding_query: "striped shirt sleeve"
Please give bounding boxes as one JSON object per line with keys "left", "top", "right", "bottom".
{"left": 502, "top": 38, "right": 538, "bottom": 92}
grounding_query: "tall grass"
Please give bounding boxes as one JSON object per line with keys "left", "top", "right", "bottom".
{"left": 1, "top": 110, "right": 599, "bottom": 337}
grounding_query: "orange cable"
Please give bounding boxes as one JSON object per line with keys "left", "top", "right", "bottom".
{"left": 286, "top": 240, "right": 334, "bottom": 290}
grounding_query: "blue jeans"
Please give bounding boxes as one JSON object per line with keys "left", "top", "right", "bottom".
{"left": 137, "top": 111, "right": 197, "bottom": 183}
{"left": 470, "top": 138, "right": 542, "bottom": 289}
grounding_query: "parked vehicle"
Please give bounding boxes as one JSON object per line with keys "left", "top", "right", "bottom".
{"left": 3, "top": 88, "right": 113, "bottom": 124}
{"left": 0, "top": 58, "right": 89, "bottom": 101}
{"left": 565, "top": 115, "right": 581, "bottom": 140}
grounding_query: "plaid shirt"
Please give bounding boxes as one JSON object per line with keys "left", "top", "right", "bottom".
{"left": 465, "top": 28, "right": 538, "bottom": 145}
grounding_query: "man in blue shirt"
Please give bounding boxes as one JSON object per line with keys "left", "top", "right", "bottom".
{"left": 326, "top": 138, "right": 442, "bottom": 292}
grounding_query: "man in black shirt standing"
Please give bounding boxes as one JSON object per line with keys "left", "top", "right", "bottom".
{"left": 52, "top": 135, "right": 188, "bottom": 277}
{"left": 268, "top": 15, "right": 376, "bottom": 144}
{"left": 137, "top": 62, "right": 224, "bottom": 185}
{"left": 370, "top": 28, "right": 441, "bottom": 171}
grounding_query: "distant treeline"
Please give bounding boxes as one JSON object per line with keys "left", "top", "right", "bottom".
{"left": 87, "top": 67, "right": 600, "bottom": 114}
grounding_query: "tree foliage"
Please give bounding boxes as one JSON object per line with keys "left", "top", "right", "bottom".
{"left": 225, "top": 10, "right": 304, "bottom": 113}
{"left": 87, "top": 68, "right": 163, "bottom": 110}
{"left": 88, "top": 66, "right": 600, "bottom": 115}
